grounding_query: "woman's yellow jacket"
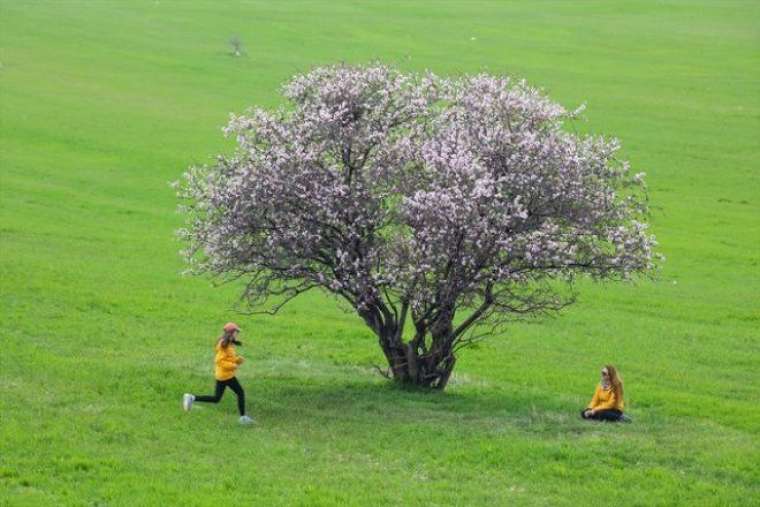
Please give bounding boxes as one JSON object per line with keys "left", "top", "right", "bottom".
{"left": 587, "top": 384, "right": 624, "bottom": 411}
{"left": 214, "top": 342, "right": 244, "bottom": 381}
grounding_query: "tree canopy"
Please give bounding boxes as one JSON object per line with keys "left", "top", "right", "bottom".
{"left": 177, "top": 63, "right": 657, "bottom": 389}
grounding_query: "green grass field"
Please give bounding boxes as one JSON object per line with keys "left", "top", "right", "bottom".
{"left": 1, "top": 1, "right": 758, "bottom": 505}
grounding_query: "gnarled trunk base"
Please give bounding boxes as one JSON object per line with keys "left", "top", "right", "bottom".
{"left": 382, "top": 343, "right": 457, "bottom": 390}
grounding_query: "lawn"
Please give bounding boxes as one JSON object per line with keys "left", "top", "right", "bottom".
{"left": 1, "top": 1, "right": 758, "bottom": 505}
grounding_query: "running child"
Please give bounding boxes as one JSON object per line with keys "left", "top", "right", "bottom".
{"left": 183, "top": 322, "right": 253, "bottom": 425}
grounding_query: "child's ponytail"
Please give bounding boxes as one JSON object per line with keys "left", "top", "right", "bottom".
{"left": 218, "top": 331, "right": 237, "bottom": 348}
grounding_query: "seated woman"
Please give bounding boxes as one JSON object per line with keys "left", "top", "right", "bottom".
{"left": 581, "top": 365, "right": 627, "bottom": 422}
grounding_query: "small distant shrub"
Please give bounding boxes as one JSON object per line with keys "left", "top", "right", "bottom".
{"left": 228, "top": 36, "right": 243, "bottom": 57}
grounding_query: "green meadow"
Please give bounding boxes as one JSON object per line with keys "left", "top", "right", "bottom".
{"left": 1, "top": 1, "right": 758, "bottom": 505}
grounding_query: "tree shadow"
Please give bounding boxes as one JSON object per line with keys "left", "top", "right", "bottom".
{"left": 248, "top": 375, "right": 584, "bottom": 436}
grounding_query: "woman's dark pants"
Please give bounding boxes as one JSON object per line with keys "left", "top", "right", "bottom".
{"left": 580, "top": 409, "right": 623, "bottom": 422}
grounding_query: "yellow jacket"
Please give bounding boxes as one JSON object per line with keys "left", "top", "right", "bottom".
{"left": 587, "top": 384, "right": 624, "bottom": 411}
{"left": 214, "top": 342, "right": 244, "bottom": 381}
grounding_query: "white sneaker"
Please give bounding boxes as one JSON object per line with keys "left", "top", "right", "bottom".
{"left": 239, "top": 415, "right": 254, "bottom": 425}
{"left": 182, "top": 393, "right": 195, "bottom": 411}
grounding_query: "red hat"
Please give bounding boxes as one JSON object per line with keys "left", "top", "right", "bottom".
{"left": 223, "top": 322, "right": 240, "bottom": 332}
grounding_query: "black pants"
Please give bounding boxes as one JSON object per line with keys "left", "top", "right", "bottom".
{"left": 580, "top": 409, "right": 623, "bottom": 422}
{"left": 195, "top": 377, "right": 246, "bottom": 416}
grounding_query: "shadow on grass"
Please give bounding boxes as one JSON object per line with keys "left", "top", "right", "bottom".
{"left": 146, "top": 361, "right": 619, "bottom": 437}
{"left": 248, "top": 375, "right": 586, "bottom": 436}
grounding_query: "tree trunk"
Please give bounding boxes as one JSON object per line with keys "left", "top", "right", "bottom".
{"left": 367, "top": 306, "right": 458, "bottom": 390}
{"left": 380, "top": 334, "right": 457, "bottom": 390}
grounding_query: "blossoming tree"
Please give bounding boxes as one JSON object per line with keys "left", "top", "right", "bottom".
{"left": 178, "top": 64, "right": 657, "bottom": 389}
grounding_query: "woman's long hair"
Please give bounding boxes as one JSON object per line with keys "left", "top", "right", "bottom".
{"left": 218, "top": 330, "right": 242, "bottom": 348}
{"left": 605, "top": 364, "right": 624, "bottom": 401}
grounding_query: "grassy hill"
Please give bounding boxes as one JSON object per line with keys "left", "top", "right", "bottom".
{"left": 1, "top": 1, "right": 758, "bottom": 505}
